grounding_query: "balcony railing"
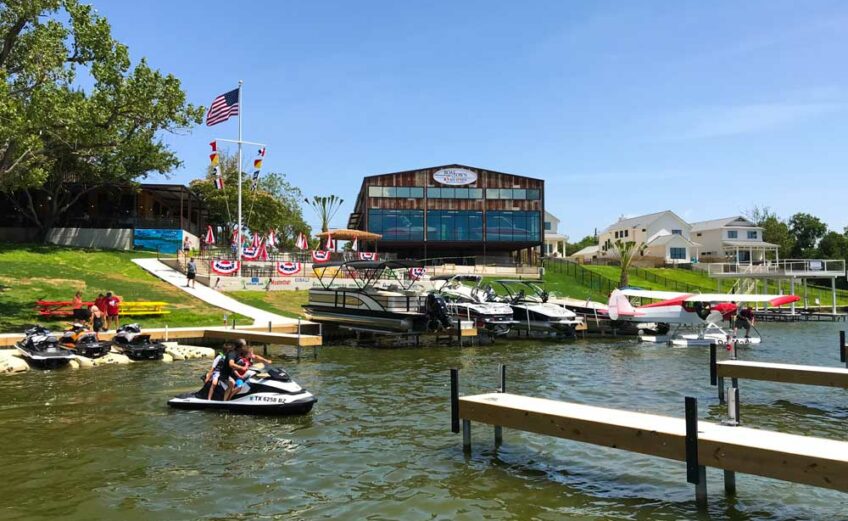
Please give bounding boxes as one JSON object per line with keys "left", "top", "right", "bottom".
{"left": 707, "top": 259, "right": 846, "bottom": 277}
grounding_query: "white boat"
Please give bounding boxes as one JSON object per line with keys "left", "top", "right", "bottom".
{"left": 432, "top": 275, "right": 515, "bottom": 336}
{"left": 493, "top": 280, "right": 582, "bottom": 336}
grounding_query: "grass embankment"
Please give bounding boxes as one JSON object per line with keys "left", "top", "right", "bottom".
{"left": 0, "top": 245, "right": 244, "bottom": 333}
{"left": 228, "top": 290, "right": 309, "bottom": 320}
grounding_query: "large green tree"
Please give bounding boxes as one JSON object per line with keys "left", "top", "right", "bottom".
{"left": 788, "top": 212, "right": 827, "bottom": 257}
{"left": 0, "top": 0, "right": 203, "bottom": 238}
{"left": 191, "top": 152, "right": 310, "bottom": 248}
{"left": 818, "top": 231, "right": 848, "bottom": 260}
{"left": 565, "top": 235, "right": 597, "bottom": 256}
{"left": 747, "top": 206, "right": 795, "bottom": 259}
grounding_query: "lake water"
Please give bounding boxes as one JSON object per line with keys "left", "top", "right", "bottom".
{"left": 1, "top": 322, "right": 846, "bottom": 520}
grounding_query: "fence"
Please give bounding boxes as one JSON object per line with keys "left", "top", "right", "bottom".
{"left": 543, "top": 258, "right": 618, "bottom": 296}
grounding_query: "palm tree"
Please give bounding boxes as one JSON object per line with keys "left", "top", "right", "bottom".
{"left": 609, "top": 239, "right": 647, "bottom": 288}
{"left": 304, "top": 195, "right": 344, "bottom": 248}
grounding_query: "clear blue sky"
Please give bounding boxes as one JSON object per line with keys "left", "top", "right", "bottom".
{"left": 96, "top": 0, "right": 848, "bottom": 238}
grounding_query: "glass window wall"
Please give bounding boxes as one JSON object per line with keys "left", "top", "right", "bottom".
{"left": 427, "top": 187, "right": 483, "bottom": 199}
{"left": 485, "top": 211, "right": 541, "bottom": 241}
{"left": 368, "top": 186, "right": 424, "bottom": 198}
{"left": 485, "top": 188, "right": 541, "bottom": 200}
{"left": 368, "top": 209, "right": 424, "bottom": 240}
{"left": 426, "top": 211, "right": 483, "bottom": 241}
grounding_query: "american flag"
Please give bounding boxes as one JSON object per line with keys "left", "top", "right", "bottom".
{"left": 205, "top": 88, "right": 239, "bottom": 126}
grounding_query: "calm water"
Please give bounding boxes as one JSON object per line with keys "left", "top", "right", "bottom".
{"left": 1, "top": 322, "right": 847, "bottom": 520}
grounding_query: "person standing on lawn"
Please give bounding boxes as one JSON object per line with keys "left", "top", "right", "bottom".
{"left": 71, "top": 291, "right": 88, "bottom": 322}
{"left": 186, "top": 257, "right": 197, "bottom": 288}
{"left": 105, "top": 292, "right": 122, "bottom": 331}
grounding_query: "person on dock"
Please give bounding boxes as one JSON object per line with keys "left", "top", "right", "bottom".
{"left": 105, "top": 292, "right": 122, "bottom": 331}
{"left": 89, "top": 304, "right": 105, "bottom": 332}
{"left": 738, "top": 306, "right": 755, "bottom": 338}
{"left": 186, "top": 257, "right": 197, "bottom": 289}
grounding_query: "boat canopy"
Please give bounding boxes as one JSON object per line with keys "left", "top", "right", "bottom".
{"left": 312, "top": 259, "right": 425, "bottom": 290}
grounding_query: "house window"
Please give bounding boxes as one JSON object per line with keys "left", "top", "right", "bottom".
{"left": 727, "top": 230, "right": 738, "bottom": 239}
{"left": 696, "top": 232, "right": 702, "bottom": 237}
{"left": 669, "top": 247, "right": 687, "bottom": 260}
{"left": 624, "top": 230, "right": 629, "bottom": 237}
{"left": 671, "top": 229, "right": 682, "bottom": 235}
{"left": 544, "top": 221, "right": 552, "bottom": 231}
{"left": 747, "top": 231, "right": 757, "bottom": 239}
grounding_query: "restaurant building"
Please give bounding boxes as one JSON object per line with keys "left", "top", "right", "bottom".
{"left": 347, "top": 164, "right": 544, "bottom": 263}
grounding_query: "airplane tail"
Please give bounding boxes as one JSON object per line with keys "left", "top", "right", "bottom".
{"left": 608, "top": 289, "right": 636, "bottom": 320}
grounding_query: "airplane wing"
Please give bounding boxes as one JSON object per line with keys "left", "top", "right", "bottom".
{"left": 681, "top": 294, "right": 800, "bottom": 306}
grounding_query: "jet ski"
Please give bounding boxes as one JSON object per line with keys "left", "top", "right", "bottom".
{"left": 111, "top": 323, "right": 166, "bottom": 360}
{"left": 15, "top": 325, "right": 75, "bottom": 369}
{"left": 59, "top": 322, "right": 111, "bottom": 358}
{"left": 167, "top": 366, "right": 317, "bottom": 415}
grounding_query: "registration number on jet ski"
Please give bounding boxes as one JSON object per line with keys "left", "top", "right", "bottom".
{"left": 250, "top": 396, "right": 287, "bottom": 403}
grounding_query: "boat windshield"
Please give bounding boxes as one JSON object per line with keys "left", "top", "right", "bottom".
{"left": 495, "top": 280, "right": 548, "bottom": 303}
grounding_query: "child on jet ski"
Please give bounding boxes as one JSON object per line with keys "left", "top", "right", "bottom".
{"left": 205, "top": 344, "right": 232, "bottom": 401}
{"left": 223, "top": 341, "right": 251, "bottom": 401}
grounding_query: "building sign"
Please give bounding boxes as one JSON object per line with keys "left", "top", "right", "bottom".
{"left": 433, "top": 168, "right": 477, "bottom": 186}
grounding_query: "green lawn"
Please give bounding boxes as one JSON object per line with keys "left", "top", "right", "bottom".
{"left": 0, "top": 244, "right": 244, "bottom": 333}
{"left": 228, "top": 290, "right": 310, "bottom": 319}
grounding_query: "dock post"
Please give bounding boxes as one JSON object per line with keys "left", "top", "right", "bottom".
{"left": 709, "top": 344, "right": 717, "bottom": 386}
{"left": 462, "top": 419, "right": 471, "bottom": 451}
{"left": 718, "top": 377, "right": 725, "bottom": 403}
{"left": 450, "top": 368, "right": 460, "bottom": 433}
{"left": 726, "top": 386, "right": 740, "bottom": 426}
{"left": 685, "top": 397, "right": 707, "bottom": 509}
{"left": 165, "top": 324, "right": 169, "bottom": 342}
{"left": 494, "top": 364, "right": 505, "bottom": 447}
{"left": 232, "top": 317, "right": 236, "bottom": 330}
{"left": 268, "top": 321, "right": 272, "bottom": 332}
{"left": 840, "top": 331, "right": 846, "bottom": 366}
{"left": 724, "top": 470, "right": 737, "bottom": 496}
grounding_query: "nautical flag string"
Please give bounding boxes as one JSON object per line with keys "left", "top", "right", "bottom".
{"left": 250, "top": 148, "right": 266, "bottom": 192}
{"left": 210, "top": 150, "right": 224, "bottom": 190}
{"left": 206, "top": 88, "right": 240, "bottom": 127}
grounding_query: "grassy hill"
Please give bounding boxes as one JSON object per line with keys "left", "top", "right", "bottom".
{"left": 0, "top": 245, "right": 243, "bottom": 333}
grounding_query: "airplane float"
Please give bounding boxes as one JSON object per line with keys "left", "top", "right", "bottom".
{"left": 606, "top": 288, "right": 800, "bottom": 347}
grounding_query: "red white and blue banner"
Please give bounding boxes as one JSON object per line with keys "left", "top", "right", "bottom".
{"left": 358, "top": 252, "right": 379, "bottom": 261}
{"left": 409, "top": 267, "right": 426, "bottom": 280}
{"left": 242, "top": 246, "right": 259, "bottom": 260}
{"left": 311, "top": 250, "right": 330, "bottom": 263}
{"left": 276, "top": 261, "right": 302, "bottom": 276}
{"left": 211, "top": 260, "right": 240, "bottom": 275}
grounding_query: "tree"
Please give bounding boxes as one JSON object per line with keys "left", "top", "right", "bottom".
{"left": 190, "top": 152, "right": 310, "bottom": 248}
{"left": 565, "top": 235, "right": 597, "bottom": 256}
{"left": 747, "top": 206, "right": 795, "bottom": 259}
{"left": 0, "top": 1, "right": 203, "bottom": 239}
{"left": 608, "top": 239, "right": 646, "bottom": 288}
{"left": 305, "top": 195, "right": 344, "bottom": 248}
{"left": 818, "top": 231, "right": 848, "bottom": 260}
{"left": 788, "top": 213, "right": 827, "bottom": 258}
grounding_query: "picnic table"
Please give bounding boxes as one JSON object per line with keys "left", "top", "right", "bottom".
{"left": 36, "top": 300, "right": 170, "bottom": 318}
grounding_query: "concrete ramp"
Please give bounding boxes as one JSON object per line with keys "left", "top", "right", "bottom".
{"left": 132, "top": 258, "right": 295, "bottom": 326}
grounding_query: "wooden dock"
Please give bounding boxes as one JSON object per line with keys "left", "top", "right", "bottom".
{"left": 753, "top": 310, "right": 847, "bottom": 322}
{"left": 0, "top": 322, "right": 322, "bottom": 348}
{"left": 716, "top": 360, "right": 848, "bottom": 388}
{"left": 451, "top": 368, "right": 848, "bottom": 508}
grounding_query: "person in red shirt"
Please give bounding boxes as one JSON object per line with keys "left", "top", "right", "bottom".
{"left": 105, "top": 291, "right": 122, "bottom": 331}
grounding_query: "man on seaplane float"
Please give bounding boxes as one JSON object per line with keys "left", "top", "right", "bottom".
{"left": 606, "top": 288, "right": 800, "bottom": 347}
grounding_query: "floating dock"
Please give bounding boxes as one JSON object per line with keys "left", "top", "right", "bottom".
{"left": 450, "top": 368, "right": 848, "bottom": 508}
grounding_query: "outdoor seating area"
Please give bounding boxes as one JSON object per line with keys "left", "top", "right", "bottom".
{"left": 36, "top": 300, "right": 170, "bottom": 318}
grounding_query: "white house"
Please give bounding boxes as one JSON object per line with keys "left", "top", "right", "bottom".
{"left": 568, "top": 245, "right": 600, "bottom": 263}
{"left": 543, "top": 211, "right": 568, "bottom": 257}
{"left": 598, "top": 210, "right": 700, "bottom": 265}
{"left": 690, "top": 216, "right": 779, "bottom": 263}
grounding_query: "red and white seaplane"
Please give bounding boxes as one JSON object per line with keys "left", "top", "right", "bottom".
{"left": 607, "top": 288, "right": 800, "bottom": 347}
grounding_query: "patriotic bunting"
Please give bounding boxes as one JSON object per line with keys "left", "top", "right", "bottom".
{"left": 358, "top": 252, "right": 378, "bottom": 261}
{"left": 276, "top": 261, "right": 302, "bottom": 276}
{"left": 252, "top": 233, "right": 261, "bottom": 249}
{"left": 211, "top": 260, "right": 240, "bottom": 275}
{"left": 242, "top": 247, "right": 259, "bottom": 260}
{"left": 204, "top": 225, "right": 215, "bottom": 244}
{"left": 408, "top": 267, "right": 426, "bottom": 280}
{"left": 296, "top": 233, "right": 308, "bottom": 250}
{"left": 311, "top": 250, "right": 330, "bottom": 263}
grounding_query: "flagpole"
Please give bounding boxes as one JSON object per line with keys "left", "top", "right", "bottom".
{"left": 237, "top": 80, "right": 243, "bottom": 277}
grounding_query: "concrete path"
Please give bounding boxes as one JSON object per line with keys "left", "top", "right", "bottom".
{"left": 132, "top": 258, "right": 295, "bottom": 325}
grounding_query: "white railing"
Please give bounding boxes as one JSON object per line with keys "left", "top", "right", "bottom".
{"left": 706, "top": 259, "right": 846, "bottom": 277}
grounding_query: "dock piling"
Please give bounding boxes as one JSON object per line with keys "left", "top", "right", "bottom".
{"left": 726, "top": 386, "right": 740, "bottom": 426}
{"left": 840, "top": 331, "right": 846, "bottom": 366}
{"left": 724, "top": 470, "right": 737, "bottom": 496}
{"left": 462, "top": 420, "right": 471, "bottom": 451}
{"left": 494, "top": 364, "right": 505, "bottom": 447}
{"left": 709, "top": 344, "right": 717, "bottom": 386}
{"left": 450, "top": 368, "right": 460, "bottom": 434}
{"left": 684, "top": 397, "right": 707, "bottom": 508}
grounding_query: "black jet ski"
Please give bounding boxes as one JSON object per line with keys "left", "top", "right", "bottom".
{"left": 59, "top": 323, "right": 111, "bottom": 359}
{"left": 16, "top": 325, "right": 75, "bottom": 369}
{"left": 111, "top": 323, "right": 166, "bottom": 360}
{"left": 168, "top": 366, "right": 316, "bottom": 415}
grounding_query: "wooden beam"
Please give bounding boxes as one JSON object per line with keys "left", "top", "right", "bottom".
{"left": 203, "top": 328, "right": 321, "bottom": 347}
{"left": 716, "top": 360, "right": 848, "bottom": 388}
{"left": 459, "top": 393, "right": 848, "bottom": 492}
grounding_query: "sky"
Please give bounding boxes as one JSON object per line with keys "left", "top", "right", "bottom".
{"left": 94, "top": 0, "right": 848, "bottom": 238}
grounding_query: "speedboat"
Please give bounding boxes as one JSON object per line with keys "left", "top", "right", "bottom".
{"left": 493, "top": 280, "right": 583, "bottom": 336}
{"left": 15, "top": 325, "right": 75, "bottom": 369}
{"left": 59, "top": 322, "right": 111, "bottom": 358}
{"left": 431, "top": 275, "right": 514, "bottom": 336}
{"left": 111, "top": 324, "right": 166, "bottom": 360}
{"left": 167, "top": 366, "right": 317, "bottom": 415}
{"left": 303, "top": 260, "right": 432, "bottom": 333}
